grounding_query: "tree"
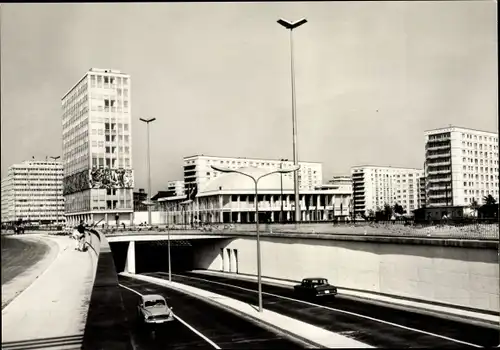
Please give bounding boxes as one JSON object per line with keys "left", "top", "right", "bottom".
{"left": 483, "top": 194, "right": 497, "bottom": 205}
{"left": 470, "top": 198, "right": 480, "bottom": 217}
{"left": 383, "top": 203, "right": 393, "bottom": 220}
{"left": 393, "top": 203, "right": 404, "bottom": 215}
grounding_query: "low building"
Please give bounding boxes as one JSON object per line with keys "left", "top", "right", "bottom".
{"left": 158, "top": 167, "right": 351, "bottom": 225}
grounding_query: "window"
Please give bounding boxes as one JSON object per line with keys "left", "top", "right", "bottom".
{"left": 124, "top": 101, "right": 128, "bottom": 108}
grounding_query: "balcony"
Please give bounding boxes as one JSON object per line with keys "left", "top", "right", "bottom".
{"left": 428, "top": 160, "right": 451, "bottom": 167}
{"left": 427, "top": 177, "right": 452, "bottom": 183}
{"left": 426, "top": 152, "right": 451, "bottom": 159}
{"left": 427, "top": 169, "right": 451, "bottom": 176}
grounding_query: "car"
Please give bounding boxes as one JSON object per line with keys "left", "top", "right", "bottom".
{"left": 137, "top": 294, "right": 175, "bottom": 326}
{"left": 294, "top": 277, "right": 338, "bottom": 298}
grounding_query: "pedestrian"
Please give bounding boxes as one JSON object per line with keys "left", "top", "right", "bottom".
{"left": 76, "top": 220, "right": 86, "bottom": 252}
{"left": 72, "top": 227, "right": 80, "bottom": 250}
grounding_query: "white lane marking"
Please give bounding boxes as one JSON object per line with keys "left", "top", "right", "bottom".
{"left": 158, "top": 272, "right": 481, "bottom": 348}
{"left": 119, "top": 283, "right": 143, "bottom": 296}
{"left": 118, "top": 282, "right": 221, "bottom": 349}
{"left": 174, "top": 314, "right": 221, "bottom": 349}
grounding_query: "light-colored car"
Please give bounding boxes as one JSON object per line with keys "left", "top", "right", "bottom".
{"left": 137, "top": 294, "right": 175, "bottom": 326}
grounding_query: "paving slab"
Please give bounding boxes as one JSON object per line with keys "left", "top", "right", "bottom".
{"left": 121, "top": 272, "right": 371, "bottom": 348}
{"left": 1, "top": 234, "right": 97, "bottom": 345}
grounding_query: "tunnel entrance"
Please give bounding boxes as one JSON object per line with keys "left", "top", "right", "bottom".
{"left": 109, "top": 240, "right": 194, "bottom": 274}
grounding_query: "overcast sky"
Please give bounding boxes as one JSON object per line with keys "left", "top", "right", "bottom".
{"left": 1, "top": 2, "right": 497, "bottom": 193}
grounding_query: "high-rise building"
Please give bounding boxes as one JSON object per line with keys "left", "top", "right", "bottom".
{"left": 351, "top": 165, "right": 423, "bottom": 216}
{"left": 418, "top": 176, "right": 426, "bottom": 208}
{"left": 183, "top": 154, "right": 323, "bottom": 195}
{"left": 424, "top": 126, "right": 499, "bottom": 207}
{"left": 166, "top": 180, "right": 185, "bottom": 197}
{"left": 1, "top": 160, "right": 64, "bottom": 224}
{"left": 62, "top": 68, "right": 134, "bottom": 226}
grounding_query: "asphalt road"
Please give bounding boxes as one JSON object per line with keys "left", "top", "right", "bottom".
{"left": 145, "top": 271, "right": 498, "bottom": 348}
{"left": 1, "top": 235, "right": 50, "bottom": 285}
{"left": 118, "top": 275, "right": 304, "bottom": 349}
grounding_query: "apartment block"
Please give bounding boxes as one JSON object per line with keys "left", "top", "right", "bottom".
{"left": 352, "top": 165, "right": 424, "bottom": 216}
{"left": 183, "top": 155, "right": 323, "bottom": 193}
{"left": 1, "top": 160, "right": 64, "bottom": 224}
{"left": 424, "top": 126, "right": 499, "bottom": 207}
{"left": 62, "top": 68, "right": 134, "bottom": 226}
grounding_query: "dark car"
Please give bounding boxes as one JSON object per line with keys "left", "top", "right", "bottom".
{"left": 294, "top": 277, "right": 337, "bottom": 298}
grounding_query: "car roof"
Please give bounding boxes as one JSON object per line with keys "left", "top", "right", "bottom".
{"left": 303, "top": 277, "right": 327, "bottom": 281}
{"left": 142, "top": 294, "right": 165, "bottom": 301}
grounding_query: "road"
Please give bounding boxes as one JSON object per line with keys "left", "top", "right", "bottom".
{"left": 118, "top": 275, "right": 304, "bottom": 349}
{"left": 142, "top": 271, "right": 498, "bottom": 348}
{"left": 1, "top": 235, "right": 50, "bottom": 285}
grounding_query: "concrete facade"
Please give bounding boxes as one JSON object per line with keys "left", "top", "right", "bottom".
{"left": 352, "top": 165, "right": 424, "bottom": 217}
{"left": 62, "top": 68, "right": 134, "bottom": 227}
{"left": 193, "top": 236, "right": 499, "bottom": 313}
{"left": 1, "top": 160, "right": 64, "bottom": 224}
{"left": 183, "top": 155, "right": 323, "bottom": 193}
{"left": 424, "top": 126, "right": 499, "bottom": 207}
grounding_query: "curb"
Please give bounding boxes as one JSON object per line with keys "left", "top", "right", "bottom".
{"left": 127, "top": 274, "right": 325, "bottom": 349}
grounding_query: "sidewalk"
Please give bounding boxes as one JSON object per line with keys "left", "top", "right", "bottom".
{"left": 191, "top": 269, "right": 499, "bottom": 328}
{"left": 121, "top": 272, "right": 371, "bottom": 348}
{"left": 2, "top": 235, "right": 59, "bottom": 309}
{"left": 1, "top": 234, "right": 98, "bottom": 347}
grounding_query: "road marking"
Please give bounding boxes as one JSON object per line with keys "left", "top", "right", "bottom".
{"left": 118, "top": 282, "right": 221, "bottom": 349}
{"left": 173, "top": 314, "right": 221, "bottom": 349}
{"left": 119, "top": 283, "right": 143, "bottom": 296}
{"left": 159, "top": 272, "right": 482, "bottom": 348}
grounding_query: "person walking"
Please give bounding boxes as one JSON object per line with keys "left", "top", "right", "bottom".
{"left": 76, "top": 220, "right": 86, "bottom": 252}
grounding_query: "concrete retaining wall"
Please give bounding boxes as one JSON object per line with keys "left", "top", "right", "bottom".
{"left": 193, "top": 236, "right": 499, "bottom": 313}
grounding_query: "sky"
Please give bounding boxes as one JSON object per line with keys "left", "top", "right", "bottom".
{"left": 1, "top": 2, "right": 497, "bottom": 193}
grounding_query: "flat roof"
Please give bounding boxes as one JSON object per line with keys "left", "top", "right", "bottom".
{"left": 183, "top": 154, "right": 322, "bottom": 164}
{"left": 424, "top": 125, "right": 497, "bottom": 135}
{"left": 351, "top": 165, "right": 423, "bottom": 170}
{"left": 61, "top": 68, "right": 130, "bottom": 100}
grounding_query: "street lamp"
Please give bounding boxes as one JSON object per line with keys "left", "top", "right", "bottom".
{"left": 139, "top": 117, "right": 156, "bottom": 226}
{"left": 50, "top": 156, "right": 60, "bottom": 229}
{"left": 277, "top": 17, "right": 307, "bottom": 223}
{"left": 211, "top": 165, "right": 300, "bottom": 313}
{"left": 279, "top": 159, "right": 288, "bottom": 223}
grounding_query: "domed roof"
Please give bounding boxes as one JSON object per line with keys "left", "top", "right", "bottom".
{"left": 200, "top": 167, "right": 295, "bottom": 193}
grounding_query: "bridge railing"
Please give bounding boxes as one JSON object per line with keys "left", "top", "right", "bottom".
{"left": 101, "top": 219, "right": 499, "bottom": 240}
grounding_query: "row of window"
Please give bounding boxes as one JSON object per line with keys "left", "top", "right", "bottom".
{"left": 461, "top": 165, "right": 498, "bottom": 173}
{"left": 461, "top": 133, "right": 497, "bottom": 143}
{"left": 90, "top": 75, "right": 129, "bottom": 87}
{"left": 63, "top": 81, "right": 89, "bottom": 106}
{"left": 91, "top": 157, "right": 131, "bottom": 168}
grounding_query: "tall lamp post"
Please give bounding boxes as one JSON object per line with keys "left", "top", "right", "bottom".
{"left": 139, "top": 117, "right": 156, "bottom": 226}
{"left": 211, "top": 165, "right": 300, "bottom": 313}
{"left": 50, "top": 156, "right": 61, "bottom": 228}
{"left": 279, "top": 159, "right": 288, "bottom": 223}
{"left": 277, "top": 17, "right": 307, "bottom": 223}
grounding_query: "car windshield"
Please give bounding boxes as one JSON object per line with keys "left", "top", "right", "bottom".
{"left": 145, "top": 299, "right": 166, "bottom": 308}
{"left": 310, "top": 279, "right": 327, "bottom": 285}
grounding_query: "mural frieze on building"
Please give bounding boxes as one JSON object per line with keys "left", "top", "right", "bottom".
{"left": 63, "top": 169, "right": 91, "bottom": 195}
{"left": 89, "top": 167, "right": 134, "bottom": 190}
